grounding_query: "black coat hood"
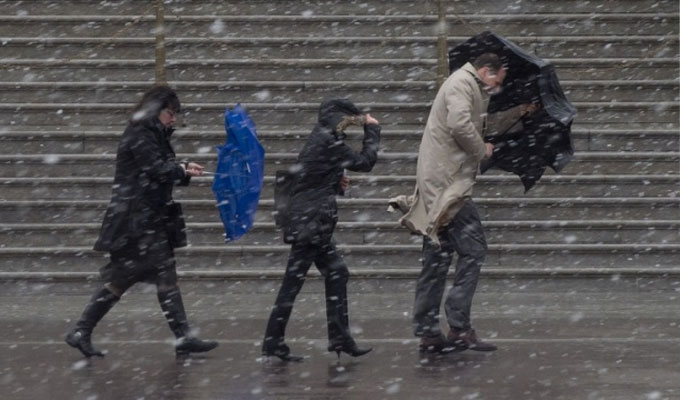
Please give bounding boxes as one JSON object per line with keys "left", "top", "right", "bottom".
{"left": 317, "top": 98, "right": 362, "bottom": 137}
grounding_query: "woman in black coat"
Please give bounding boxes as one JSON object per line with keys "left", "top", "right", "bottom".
{"left": 65, "top": 86, "right": 218, "bottom": 358}
{"left": 262, "top": 98, "right": 381, "bottom": 361}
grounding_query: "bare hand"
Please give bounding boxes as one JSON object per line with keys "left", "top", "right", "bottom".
{"left": 185, "top": 162, "right": 204, "bottom": 176}
{"left": 365, "top": 113, "right": 379, "bottom": 125}
{"left": 340, "top": 175, "right": 349, "bottom": 191}
{"left": 520, "top": 103, "right": 540, "bottom": 117}
{"left": 484, "top": 143, "right": 494, "bottom": 159}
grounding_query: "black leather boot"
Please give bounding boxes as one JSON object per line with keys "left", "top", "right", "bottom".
{"left": 327, "top": 338, "right": 372, "bottom": 358}
{"left": 262, "top": 339, "right": 304, "bottom": 362}
{"left": 65, "top": 287, "right": 119, "bottom": 358}
{"left": 175, "top": 336, "right": 220, "bottom": 356}
{"left": 157, "top": 289, "right": 218, "bottom": 356}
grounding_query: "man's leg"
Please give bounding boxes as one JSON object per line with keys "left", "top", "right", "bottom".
{"left": 412, "top": 230, "right": 456, "bottom": 338}
{"left": 443, "top": 200, "right": 487, "bottom": 331}
{"left": 443, "top": 200, "right": 496, "bottom": 351}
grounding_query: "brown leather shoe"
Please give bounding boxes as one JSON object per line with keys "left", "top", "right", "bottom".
{"left": 419, "top": 334, "right": 461, "bottom": 354}
{"left": 447, "top": 328, "right": 497, "bottom": 352}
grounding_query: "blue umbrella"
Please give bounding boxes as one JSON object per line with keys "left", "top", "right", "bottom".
{"left": 211, "top": 104, "right": 265, "bottom": 241}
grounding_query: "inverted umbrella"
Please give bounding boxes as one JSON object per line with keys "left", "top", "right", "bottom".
{"left": 449, "top": 31, "right": 577, "bottom": 191}
{"left": 211, "top": 104, "right": 265, "bottom": 241}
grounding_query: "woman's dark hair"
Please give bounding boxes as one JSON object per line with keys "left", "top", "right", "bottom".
{"left": 471, "top": 53, "right": 503, "bottom": 72}
{"left": 130, "top": 85, "right": 181, "bottom": 124}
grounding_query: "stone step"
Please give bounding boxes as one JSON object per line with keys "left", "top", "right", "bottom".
{"left": 1, "top": 128, "right": 677, "bottom": 154}
{"left": 3, "top": 220, "right": 677, "bottom": 247}
{"left": 2, "top": 36, "right": 677, "bottom": 60}
{"left": 0, "top": 14, "right": 676, "bottom": 37}
{"left": 1, "top": 0, "right": 675, "bottom": 15}
{"left": 3, "top": 266, "right": 678, "bottom": 285}
{"left": 1, "top": 243, "right": 677, "bottom": 271}
{"left": 2, "top": 197, "right": 676, "bottom": 224}
{"left": 1, "top": 58, "right": 677, "bottom": 81}
{"left": 2, "top": 152, "right": 678, "bottom": 177}
{"left": 1, "top": 175, "right": 676, "bottom": 200}
{"left": 1, "top": 80, "right": 676, "bottom": 103}
{"left": 1, "top": 101, "right": 677, "bottom": 129}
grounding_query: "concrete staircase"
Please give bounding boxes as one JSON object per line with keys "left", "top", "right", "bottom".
{"left": 0, "top": 0, "right": 678, "bottom": 283}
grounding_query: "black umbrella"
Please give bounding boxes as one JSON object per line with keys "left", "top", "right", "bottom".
{"left": 448, "top": 31, "right": 577, "bottom": 191}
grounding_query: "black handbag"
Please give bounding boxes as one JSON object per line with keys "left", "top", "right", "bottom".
{"left": 166, "top": 202, "right": 187, "bottom": 248}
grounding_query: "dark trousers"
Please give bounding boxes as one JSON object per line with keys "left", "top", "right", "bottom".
{"left": 412, "top": 200, "right": 487, "bottom": 337}
{"left": 263, "top": 240, "right": 351, "bottom": 348}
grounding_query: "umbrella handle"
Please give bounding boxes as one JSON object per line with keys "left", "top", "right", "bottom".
{"left": 202, "top": 172, "right": 230, "bottom": 177}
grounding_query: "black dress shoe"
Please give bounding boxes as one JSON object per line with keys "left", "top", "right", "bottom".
{"left": 175, "top": 337, "right": 219, "bottom": 356}
{"left": 262, "top": 343, "right": 304, "bottom": 362}
{"left": 65, "top": 329, "right": 105, "bottom": 358}
{"left": 328, "top": 341, "right": 372, "bottom": 358}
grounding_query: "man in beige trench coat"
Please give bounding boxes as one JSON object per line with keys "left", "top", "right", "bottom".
{"left": 390, "top": 53, "right": 537, "bottom": 353}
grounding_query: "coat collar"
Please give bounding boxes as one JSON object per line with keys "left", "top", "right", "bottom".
{"left": 461, "top": 62, "right": 485, "bottom": 87}
{"left": 138, "top": 117, "right": 175, "bottom": 138}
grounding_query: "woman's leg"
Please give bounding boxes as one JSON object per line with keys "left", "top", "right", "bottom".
{"left": 314, "top": 240, "right": 351, "bottom": 346}
{"left": 315, "top": 240, "right": 371, "bottom": 357}
{"left": 150, "top": 239, "right": 218, "bottom": 355}
{"left": 65, "top": 251, "right": 138, "bottom": 357}
{"left": 262, "top": 242, "right": 315, "bottom": 354}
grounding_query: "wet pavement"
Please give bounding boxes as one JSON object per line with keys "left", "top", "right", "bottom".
{"left": 1, "top": 278, "right": 679, "bottom": 400}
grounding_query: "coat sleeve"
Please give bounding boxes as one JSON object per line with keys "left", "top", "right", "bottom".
{"left": 128, "top": 128, "right": 187, "bottom": 182}
{"left": 329, "top": 123, "right": 381, "bottom": 173}
{"left": 445, "top": 83, "right": 487, "bottom": 161}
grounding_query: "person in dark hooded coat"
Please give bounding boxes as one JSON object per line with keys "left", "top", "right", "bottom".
{"left": 65, "top": 86, "right": 218, "bottom": 358}
{"left": 262, "top": 98, "right": 381, "bottom": 361}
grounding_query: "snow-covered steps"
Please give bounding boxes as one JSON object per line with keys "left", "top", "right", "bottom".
{"left": 1, "top": 151, "right": 678, "bottom": 176}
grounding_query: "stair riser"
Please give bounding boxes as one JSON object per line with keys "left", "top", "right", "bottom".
{"left": 2, "top": 63, "right": 677, "bottom": 82}
{"left": 1, "top": 0, "right": 675, "bottom": 15}
{"left": 1, "top": 84, "right": 676, "bottom": 103}
{"left": 1, "top": 202, "right": 676, "bottom": 224}
{"left": 2, "top": 39, "right": 676, "bottom": 60}
{"left": 2, "top": 158, "right": 677, "bottom": 177}
{"left": 2, "top": 133, "right": 678, "bottom": 154}
{"left": 0, "top": 249, "right": 676, "bottom": 272}
{"left": 1, "top": 106, "right": 677, "bottom": 128}
{"left": 2, "top": 18, "right": 676, "bottom": 38}
{"left": 4, "top": 226, "right": 676, "bottom": 247}
{"left": 1, "top": 180, "right": 675, "bottom": 200}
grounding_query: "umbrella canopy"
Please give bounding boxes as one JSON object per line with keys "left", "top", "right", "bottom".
{"left": 449, "top": 31, "right": 577, "bottom": 191}
{"left": 211, "top": 104, "right": 265, "bottom": 241}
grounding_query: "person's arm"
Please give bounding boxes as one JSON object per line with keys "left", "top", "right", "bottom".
{"left": 128, "top": 127, "right": 187, "bottom": 182}
{"left": 486, "top": 105, "right": 523, "bottom": 137}
{"left": 330, "top": 118, "right": 381, "bottom": 173}
{"left": 445, "top": 84, "right": 487, "bottom": 161}
{"left": 487, "top": 103, "right": 541, "bottom": 138}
